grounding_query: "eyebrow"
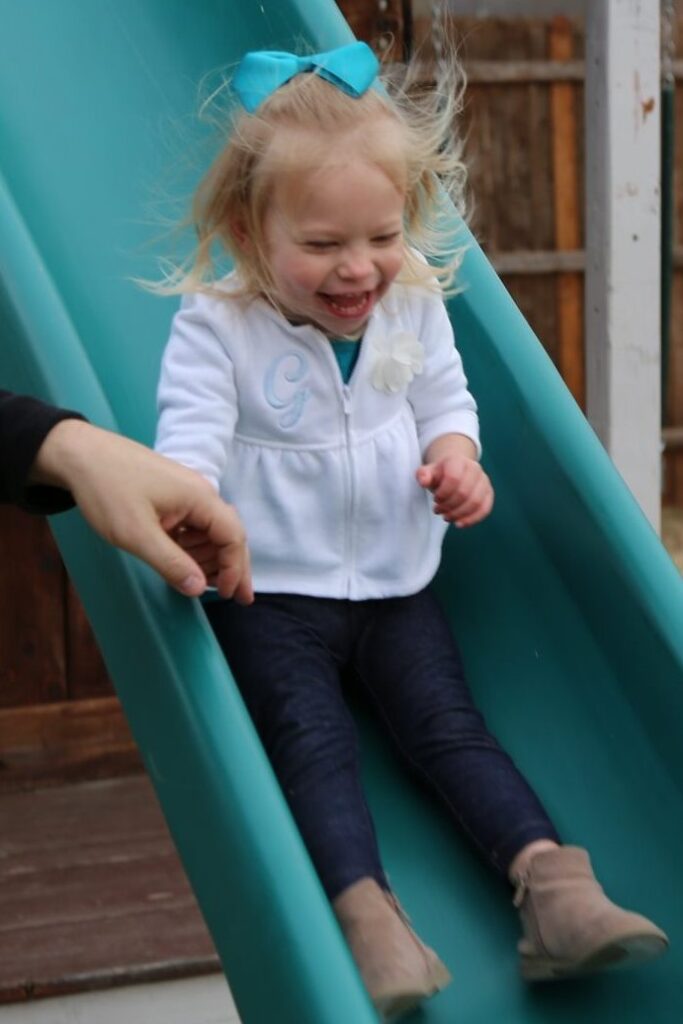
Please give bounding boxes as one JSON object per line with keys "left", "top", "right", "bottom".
{"left": 296, "top": 220, "right": 404, "bottom": 237}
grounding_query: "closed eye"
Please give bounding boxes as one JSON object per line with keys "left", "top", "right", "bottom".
{"left": 372, "top": 232, "right": 402, "bottom": 245}
{"left": 303, "top": 240, "right": 338, "bottom": 251}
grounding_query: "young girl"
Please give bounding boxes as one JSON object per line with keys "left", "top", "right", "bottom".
{"left": 154, "top": 42, "right": 668, "bottom": 1020}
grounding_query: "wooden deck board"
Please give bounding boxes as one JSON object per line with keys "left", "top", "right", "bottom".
{"left": 0, "top": 775, "right": 220, "bottom": 1003}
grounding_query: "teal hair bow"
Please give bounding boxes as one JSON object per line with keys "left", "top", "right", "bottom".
{"left": 233, "top": 42, "right": 379, "bottom": 113}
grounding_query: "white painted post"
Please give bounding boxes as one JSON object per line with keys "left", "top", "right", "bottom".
{"left": 585, "top": 0, "right": 661, "bottom": 530}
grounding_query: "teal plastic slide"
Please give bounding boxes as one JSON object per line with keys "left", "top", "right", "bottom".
{"left": 2, "top": 2, "right": 683, "bottom": 1021}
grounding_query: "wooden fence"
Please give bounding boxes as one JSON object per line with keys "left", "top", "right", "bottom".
{"left": 347, "top": 1, "right": 683, "bottom": 502}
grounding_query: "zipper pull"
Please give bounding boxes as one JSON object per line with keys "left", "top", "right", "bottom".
{"left": 342, "top": 385, "right": 352, "bottom": 415}
{"left": 513, "top": 874, "right": 529, "bottom": 908}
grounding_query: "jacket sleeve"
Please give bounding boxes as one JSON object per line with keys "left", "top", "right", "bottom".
{"left": 155, "top": 299, "right": 239, "bottom": 493}
{"left": 0, "top": 389, "right": 85, "bottom": 514}
{"left": 407, "top": 294, "right": 481, "bottom": 459}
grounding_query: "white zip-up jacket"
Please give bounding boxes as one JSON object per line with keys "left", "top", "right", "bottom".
{"left": 155, "top": 276, "right": 480, "bottom": 600}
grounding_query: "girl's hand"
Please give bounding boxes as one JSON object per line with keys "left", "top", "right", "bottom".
{"left": 172, "top": 522, "right": 251, "bottom": 598}
{"left": 416, "top": 453, "right": 494, "bottom": 528}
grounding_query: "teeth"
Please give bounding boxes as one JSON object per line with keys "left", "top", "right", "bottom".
{"left": 325, "top": 292, "right": 368, "bottom": 314}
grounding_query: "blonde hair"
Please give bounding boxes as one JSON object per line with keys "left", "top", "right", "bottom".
{"left": 155, "top": 51, "right": 468, "bottom": 301}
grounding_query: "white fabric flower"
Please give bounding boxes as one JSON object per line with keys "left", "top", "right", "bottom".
{"left": 369, "top": 331, "right": 425, "bottom": 394}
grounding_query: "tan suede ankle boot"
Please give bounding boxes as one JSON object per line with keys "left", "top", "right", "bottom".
{"left": 333, "top": 878, "right": 452, "bottom": 1020}
{"left": 513, "top": 846, "right": 668, "bottom": 981}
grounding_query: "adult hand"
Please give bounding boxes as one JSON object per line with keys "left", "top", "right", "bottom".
{"left": 33, "top": 420, "right": 253, "bottom": 602}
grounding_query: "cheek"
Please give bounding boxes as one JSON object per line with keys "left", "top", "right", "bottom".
{"left": 282, "top": 255, "right": 323, "bottom": 295}
{"left": 384, "top": 248, "right": 405, "bottom": 282}
{"left": 269, "top": 255, "right": 302, "bottom": 296}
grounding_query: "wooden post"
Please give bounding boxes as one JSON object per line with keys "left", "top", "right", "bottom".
{"left": 549, "top": 16, "right": 585, "bottom": 407}
{"left": 585, "top": 0, "right": 661, "bottom": 529}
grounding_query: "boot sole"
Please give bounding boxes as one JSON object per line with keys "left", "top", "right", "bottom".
{"left": 520, "top": 933, "right": 669, "bottom": 981}
{"left": 375, "top": 961, "right": 453, "bottom": 1021}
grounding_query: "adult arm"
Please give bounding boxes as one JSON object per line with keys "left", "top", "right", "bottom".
{"left": 32, "top": 418, "right": 253, "bottom": 601}
{"left": 0, "top": 390, "right": 252, "bottom": 601}
{"left": 0, "top": 389, "right": 84, "bottom": 512}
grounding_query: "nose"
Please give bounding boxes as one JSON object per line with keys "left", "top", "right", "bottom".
{"left": 337, "top": 244, "right": 374, "bottom": 283}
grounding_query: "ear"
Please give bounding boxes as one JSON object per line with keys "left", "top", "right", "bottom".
{"left": 230, "top": 217, "right": 251, "bottom": 252}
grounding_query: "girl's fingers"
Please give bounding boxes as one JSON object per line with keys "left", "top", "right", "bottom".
{"left": 434, "top": 483, "right": 479, "bottom": 515}
{"left": 432, "top": 461, "right": 482, "bottom": 503}
{"left": 417, "top": 462, "right": 443, "bottom": 492}
{"left": 436, "top": 479, "right": 494, "bottom": 525}
{"left": 172, "top": 526, "right": 209, "bottom": 551}
{"left": 454, "top": 488, "right": 494, "bottom": 527}
{"left": 183, "top": 540, "right": 218, "bottom": 564}
{"left": 215, "top": 535, "right": 254, "bottom": 605}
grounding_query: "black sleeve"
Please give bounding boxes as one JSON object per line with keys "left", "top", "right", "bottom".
{"left": 0, "top": 390, "right": 86, "bottom": 515}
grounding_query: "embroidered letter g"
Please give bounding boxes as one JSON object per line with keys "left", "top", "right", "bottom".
{"left": 263, "top": 352, "right": 311, "bottom": 429}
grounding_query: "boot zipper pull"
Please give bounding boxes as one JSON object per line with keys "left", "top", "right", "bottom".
{"left": 513, "top": 875, "right": 529, "bottom": 908}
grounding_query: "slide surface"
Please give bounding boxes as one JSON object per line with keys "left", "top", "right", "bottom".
{"left": 2, "top": 3, "right": 683, "bottom": 1022}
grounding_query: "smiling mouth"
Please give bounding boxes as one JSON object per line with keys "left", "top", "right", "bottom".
{"left": 319, "top": 291, "right": 374, "bottom": 318}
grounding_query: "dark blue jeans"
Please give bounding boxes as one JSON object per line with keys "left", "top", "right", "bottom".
{"left": 205, "top": 589, "right": 560, "bottom": 900}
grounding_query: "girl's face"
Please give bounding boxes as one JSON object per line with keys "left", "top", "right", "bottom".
{"left": 261, "top": 154, "right": 406, "bottom": 337}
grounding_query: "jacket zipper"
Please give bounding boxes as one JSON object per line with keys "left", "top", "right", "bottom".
{"left": 315, "top": 334, "right": 358, "bottom": 597}
{"left": 341, "top": 383, "right": 355, "bottom": 596}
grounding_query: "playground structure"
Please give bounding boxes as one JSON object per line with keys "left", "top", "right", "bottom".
{"left": 2, "top": 1, "right": 683, "bottom": 1022}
